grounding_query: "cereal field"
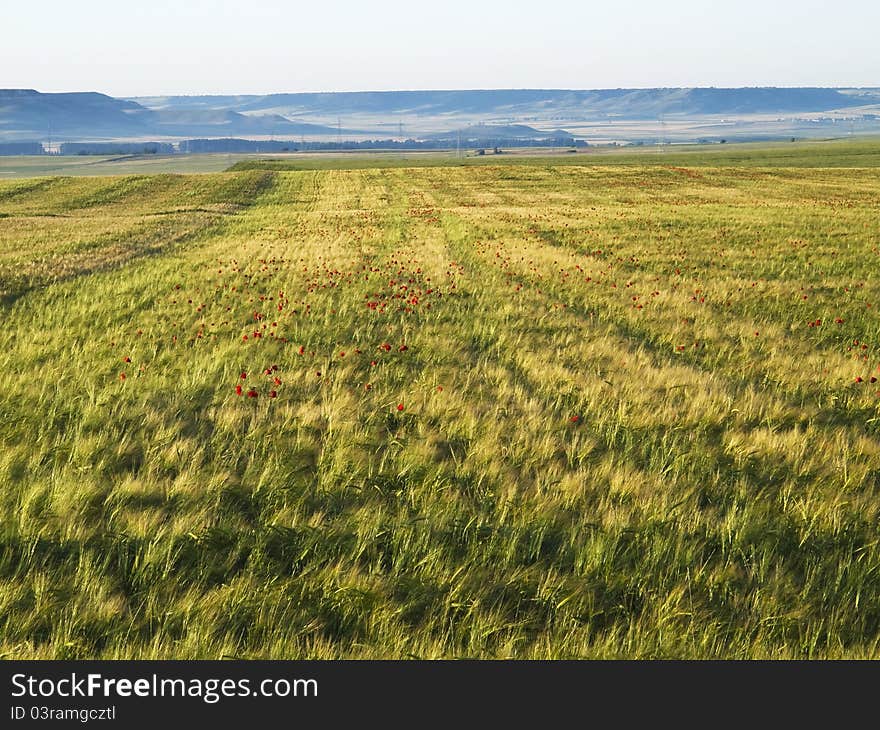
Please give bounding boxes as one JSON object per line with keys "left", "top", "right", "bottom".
{"left": 1, "top": 155, "right": 879, "bottom": 658}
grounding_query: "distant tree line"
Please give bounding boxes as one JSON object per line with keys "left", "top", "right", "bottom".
{"left": 297, "top": 136, "right": 583, "bottom": 151}
{"left": 0, "top": 136, "right": 584, "bottom": 157}
{"left": 59, "top": 142, "right": 175, "bottom": 155}
{"left": 0, "top": 141, "right": 177, "bottom": 156}
{"left": 430, "top": 135, "right": 582, "bottom": 148}
{"left": 181, "top": 136, "right": 582, "bottom": 153}
{"left": 178, "top": 139, "right": 297, "bottom": 153}
{"left": 0, "top": 141, "right": 44, "bottom": 155}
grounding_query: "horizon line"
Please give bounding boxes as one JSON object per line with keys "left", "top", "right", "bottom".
{"left": 3, "top": 84, "right": 878, "bottom": 98}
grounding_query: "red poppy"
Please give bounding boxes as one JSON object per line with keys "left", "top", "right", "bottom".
{"left": 268, "top": 390, "right": 277, "bottom": 398}
{"left": 123, "top": 356, "right": 131, "bottom": 363}
{"left": 119, "top": 372, "right": 126, "bottom": 381}
{"left": 397, "top": 403, "right": 404, "bottom": 411}
{"left": 247, "top": 388, "right": 258, "bottom": 398}
{"left": 240, "top": 372, "right": 247, "bottom": 379}
{"left": 235, "top": 384, "right": 243, "bottom": 395}
{"left": 570, "top": 416, "right": 579, "bottom": 423}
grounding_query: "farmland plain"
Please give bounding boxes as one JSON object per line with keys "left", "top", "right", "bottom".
{"left": 1, "top": 146, "right": 879, "bottom": 658}
{"left": 3, "top": 136, "right": 880, "bottom": 180}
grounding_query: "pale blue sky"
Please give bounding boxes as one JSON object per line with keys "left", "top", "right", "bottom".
{"left": 3, "top": 0, "right": 878, "bottom": 95}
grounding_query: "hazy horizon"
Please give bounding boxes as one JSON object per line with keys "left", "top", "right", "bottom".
{"left": 4, "top": 0, "right": 878, "bottom": 96}
{"left": 6, "top": 84, "right": 880, "bottom": 99}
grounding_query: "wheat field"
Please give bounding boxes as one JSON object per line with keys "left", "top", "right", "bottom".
{"left": 1, "top": 156, "right": 879, "bottom": 658}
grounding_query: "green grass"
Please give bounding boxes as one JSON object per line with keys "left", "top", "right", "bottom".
{"left": 0, "top": 154, "right": 261, "bottom": 179}
{"left": 3, "top": 137, "right": 880, "bottom": 180}
{"left": 230, "top": 137, "right": 880, "bottom": 171}
{"left": 1, "top": 147, "right": 880, "bottom": 659}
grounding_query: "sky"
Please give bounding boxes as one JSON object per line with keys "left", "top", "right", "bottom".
{"left": 3, "top": 0, "right": 879, "bottom": 96}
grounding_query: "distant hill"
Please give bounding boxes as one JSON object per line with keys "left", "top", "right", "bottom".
{"left": 425, "top": 123, "right": 573, "bottom": 141}
{"left": 131, "top": 87, "right": 870, "bottom": 119}
{"left": 146, "top": 109, "right": 342, "bottom": 137}
{"left": 2, "top": 87, "right": 878, "bottom": 144}
{"left": 0, "top": 89, "right": 146, "bottom": 139}
{"left": 0, "top": 89, "right": 342, "bottom": 141}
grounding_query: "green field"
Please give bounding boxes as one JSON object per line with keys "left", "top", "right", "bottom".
{"left": 1, "top": 145, "right": 879, "bottom": 658}
{"left": 0, "top": 153, "right": 258, "bottom": 179}
{"left": 3, "top": 137, "right": 880, "bottom": 180}
{"left": 230, "top": 138, "right": 880, "bottom": 170}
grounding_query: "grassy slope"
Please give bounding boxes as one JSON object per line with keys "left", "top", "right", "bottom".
{"left": 1, "top": 155, "right": 879, "bottom": 658}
